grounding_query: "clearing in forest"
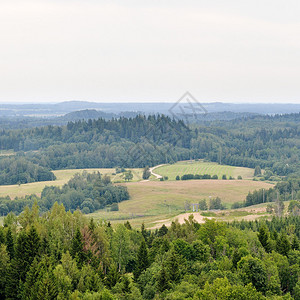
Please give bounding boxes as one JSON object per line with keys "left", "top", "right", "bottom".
{"left": 155, "top": 160, "right": 254, "bottom": 180}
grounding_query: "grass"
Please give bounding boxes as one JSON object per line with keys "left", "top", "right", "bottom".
{"left": 0, "top": 168, "right": 143, "bottom": 198}
{"left": 0, "top": 150, "right": 15, "bottom": 157}
{"left": 0, "top": 160, "right": 274, "bottom": 229}
{"left": 89, "top": 179, "right": 273, "bottom": 227}
{"left": 155, "top": 160, "right": 254, "bottom": 180}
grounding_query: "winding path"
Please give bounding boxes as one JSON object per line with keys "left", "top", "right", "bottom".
{"left": 149, "top": 164, "right": 167, "bottom": 179}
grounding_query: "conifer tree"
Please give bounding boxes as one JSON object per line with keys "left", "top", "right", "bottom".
{"left": 5, "top": 227, "right": 14, "bottom": 259}
{"left": 276, "top": 233, "right": 291, "bottom": 256}
{"left": 25, "top": 226, "right": 41, "bottom": 265}
{"left": 157, "top": 266, "right": 170, "bottom": 293}
{"left": 258, "top": 226, "right": 272, "bottom": 252}
{"left": 292, "top": 235, "right": 300, "bottom": 250}
{"left": 71, "top": 228, "right": 86, "bottom": 267}
{"left": 165, "top": 250, "right": 181, "bottom": 283}
{"left": 134, "top": 239, "right": 149, "bottom": 281}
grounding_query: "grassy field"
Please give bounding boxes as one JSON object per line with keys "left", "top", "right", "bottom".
{"left": 155, "top": 161, "right": 254, "bottom": 180}
{"left": 0, "top": 161, "right": 273, "bottom": 229}
{"left": 0, "top": 149, "right": 15, "bottom": 156}
{"left": 0, "top": 168, "right": 143, "bottom": 198}
{"left": 89, "top": 179, "right": 274, "bottom": 228}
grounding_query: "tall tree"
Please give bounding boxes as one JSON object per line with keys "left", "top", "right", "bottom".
{"left": 134, "top": 239, "right": 149, "bottom": 281}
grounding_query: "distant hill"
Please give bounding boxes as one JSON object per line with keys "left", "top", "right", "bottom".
{"left": 62, "top": 109, "right": 116, "bottom": 121}
{"left": 1, "top": 101, "right": 300, "bottom": 118}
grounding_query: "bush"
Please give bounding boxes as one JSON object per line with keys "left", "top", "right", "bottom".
{"left": 110, "top": 203, "right": 119, "bottom": 211}
{"left": 176, "top": 175, "right": 180, "bottom": 180}
{"left": 212, "top": 175, "right": 218, "bottom": 179}
{"left": 222, "top": 175, "right": 227, "bottom": 180}
{"left": 81, "top": 207, "right": 90, "bottom": 214}
{"left": 181, "top": 174, "right": 194, "bottom": 180}
{"left": 232, "top": 202, "right": 244, "bottom": 209}
{"left": 209, "top": 197, "right": 225, "bottom": 210}
{"left": 238, "top": 175, "right": 242, "bottom": 180}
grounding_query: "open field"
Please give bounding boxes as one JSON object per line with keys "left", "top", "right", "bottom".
{"left": 0, "top": 168, "right": 143, "bottom": 198}
{"left": 89, "top": 179, "right": 274, "bottom": 228}
{"left": 0, "top": 149, "right": 15, "bottom": 157}
{"left": 155, "top": 161, "right": 254, "bottom": 180}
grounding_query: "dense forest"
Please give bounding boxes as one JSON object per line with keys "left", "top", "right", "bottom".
{"left": 2, "top": 204, "right": 300, "bottom": 299}
{"left": 0, "top": 157, "right": 55, "bottom": 185}
{"left": 0, "top": 113, "right": 299, "bottom": 185}
{"left": 0, "top": 172, "right": 129, "bottom": 216}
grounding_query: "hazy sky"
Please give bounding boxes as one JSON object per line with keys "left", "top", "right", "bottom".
{"left": 1, "top": 0, "right": 300, "bottom": 103}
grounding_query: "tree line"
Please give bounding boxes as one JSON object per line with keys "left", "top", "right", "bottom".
{"left": 0, "top": 113, "right": 299, "bottom": 185}
{"left": 2, "top": 204, "right": 300, "bottom": 299}
{"left": 0, "top": 172, "right": 129, "bottom": 216}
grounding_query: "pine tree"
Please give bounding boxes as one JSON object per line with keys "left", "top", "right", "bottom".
{"left": 134, "top": 239, "right": 149, "bottom": 281}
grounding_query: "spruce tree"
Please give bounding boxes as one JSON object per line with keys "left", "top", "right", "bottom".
{"left": 157, "top": 266, "right": 170, "bottom": 293}
{"left": 158, "top": 224, "right": 168, "bottom": 237}
{"left": 25, "top": 226, "right": 41, "bottom": 265}
{"left": 5, "top": 227, "right": 14, "bottom": 259}
{"left": 134, "top": 239, "right": 149, "bottom": 281}
{"left": 258, "top": 226, "right": 271, "bottom": 252}
{"left": 71, "top": 228, "right": 86, "bottom": 267}
{"left": 165, "top": 250, "right": 181, "bottom": 283}
{"left": 276, "top": 233, "right": 291, "bottom": 256}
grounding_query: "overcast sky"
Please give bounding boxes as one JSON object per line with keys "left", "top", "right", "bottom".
{"left": 0, "top": 0, "right": 300, "bottom": 103}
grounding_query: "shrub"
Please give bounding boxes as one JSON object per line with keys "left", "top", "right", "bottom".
{"left": 110, "top": 203, "right": 119, "bottom": 211}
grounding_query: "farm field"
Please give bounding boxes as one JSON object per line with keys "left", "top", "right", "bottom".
{"left": 0, "top": 167, "right": 143, "bottom": 198}
{"left": 155, "top": 160, "right": 254, "bottom": 180}
{"left": 89, "top": 179, "right": 274, "bottom": 228}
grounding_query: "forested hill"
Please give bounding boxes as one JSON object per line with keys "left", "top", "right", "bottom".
{"left": 0, "top": 113, "right": 299, "bottom": 181}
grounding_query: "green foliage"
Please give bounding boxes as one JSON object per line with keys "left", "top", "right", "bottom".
{"left": 238, "top": 256, "right": 267, "bottom": 293}
{"left": 142, "top": 166, "right": 151, "bottom": 180}
{"left": 2, "top": 203, "right": 300, "bottom": 299}
{"left": 0, "top": 156, "right": 55, "bottom": 185}
{"left": 255, "top": 166, "right": 262, "bottom": 177}
{"left": 134, "top": 239, "right": 149, "bottom": 281}
{"left": 0, "top": 171, "right": 129, "bottom": 216}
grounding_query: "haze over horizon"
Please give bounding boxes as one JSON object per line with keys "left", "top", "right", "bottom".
{"left": 1, "top": 1, "right": 300, "bottom": 104}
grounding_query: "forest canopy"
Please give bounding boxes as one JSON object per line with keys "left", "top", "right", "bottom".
{"left": 1, "top": 204, "right": 300, "bottom": 299}
{"left": 0, "top": 113, "right": 299, "bottom": 181}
